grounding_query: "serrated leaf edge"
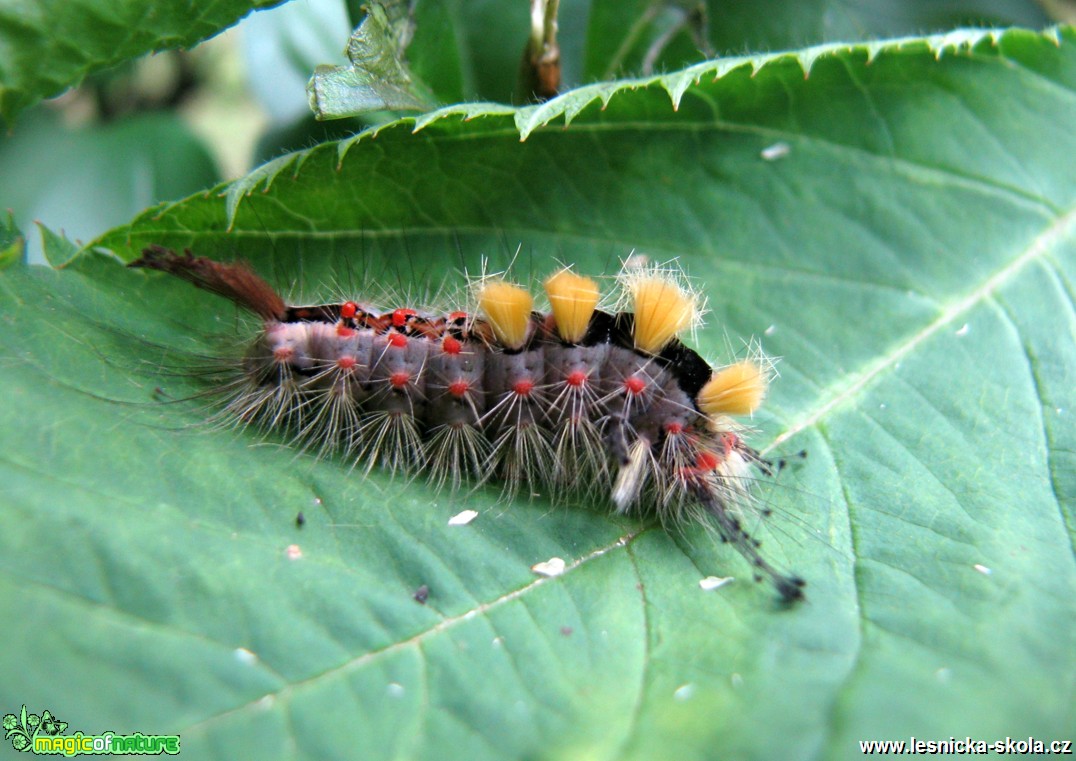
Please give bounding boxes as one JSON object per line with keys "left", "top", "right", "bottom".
{"left": 92, "top": 26, "right": 1064, "bottom": 238}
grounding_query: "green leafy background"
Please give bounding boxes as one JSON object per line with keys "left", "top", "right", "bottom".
{"left": 1, "top": 4, "right": 1074, "bottom": 760}
{"left": 0, "top": 0, "right": 285, "bottom": 124}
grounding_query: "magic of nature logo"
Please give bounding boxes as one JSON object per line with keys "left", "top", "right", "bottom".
{"left": 3, "top": 706, "right": 180, "bottom": 756}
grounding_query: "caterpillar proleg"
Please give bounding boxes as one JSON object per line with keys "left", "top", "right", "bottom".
{"left": 129, "top": 246, "right": 806, "bottom": 603}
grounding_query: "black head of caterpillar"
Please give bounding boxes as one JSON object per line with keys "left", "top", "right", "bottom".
{"left": 129, "top": 245, "right": 807, "bottom": 603}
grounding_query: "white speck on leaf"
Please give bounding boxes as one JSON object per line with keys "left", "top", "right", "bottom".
{"left": 286, "top": 544, "right": 302, "bottom": 560}
{"left": 234, "top": 648, "right": 258, "bottom": 666}
{"left": 448, "top": 509, "right": 478, "bottom": 526}
{"left": 532, "top": 557, "right": 566, "bottom": 577}
{"left": 955, "top": 323, "right": 969, "bottom": 336}
{"left": 387, "top": 683, "right": 405, "bottom": 698}
{"left": 974, "top": 564, "right": 992, "bottom": 575}
{"left": 761, "top": 141, "right": 790, "bottom": 160}
{"left": 674, "top": 683, "right": 696, "bottom": 701}
{"left": 699, "top": 575, "right": 733, "bottom": 591}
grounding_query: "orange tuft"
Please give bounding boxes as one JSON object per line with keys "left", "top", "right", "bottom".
{"left": 544, "top": 269, "right": 600, "bottom": 344}
{"left": 697, "top": 361, "right": 767, "bottom": 417}
{"left": 628, "top": 275, "right": 696, "bottom": 354}
{"left": 477, "top": 280, "right": 534, "bottom": 350}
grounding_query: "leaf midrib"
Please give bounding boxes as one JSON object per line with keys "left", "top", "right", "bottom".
{"left": 768, "top": 204, "right": 1076, "bottom": 452}
{"left": 179, "top": 530, "right": 644, "bottom": 736}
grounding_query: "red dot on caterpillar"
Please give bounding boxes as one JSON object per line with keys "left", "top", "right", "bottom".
{"left": 565, "top": 370, "right": 587, "bottom": 388}
{"left": 623, "top": 376, "right": 646, "bottom": 395}
{"left": 441, "top": 336, "right": 462, "bottom": 355}
{"left": 127, "top": 245, "right": 806, "bottom": 604}
{"left": 392, "top": 308, "right": 417, "bottom": 328}
{"left": 695, "top": 451, "right": 721, "bottom": 472}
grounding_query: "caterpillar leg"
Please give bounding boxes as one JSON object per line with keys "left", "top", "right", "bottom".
{"left": 684, "top": 476, "right": 805, "bottom": 603}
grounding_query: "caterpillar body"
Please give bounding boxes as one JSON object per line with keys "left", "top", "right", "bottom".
{"left": 130, "top": 246, "right": 806, "bottom": 603}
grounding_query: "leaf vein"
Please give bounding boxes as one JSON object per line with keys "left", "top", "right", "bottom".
{"left": 604, "top": 542, "right": 651, "bottom": 760}
{"left": 814, "top": 427, "right": 864, "bottom": 757}
{"left": 180, "top": 529, "right": 645, "bottom": 736}
{"left": 993, "top": 270, "right": 1076, "bottom": 561}
{"left": 770, "top": 205, "right": 1076, "bottom": 451}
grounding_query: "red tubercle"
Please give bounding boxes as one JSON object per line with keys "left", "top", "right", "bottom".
{"left": 623, "top": 376, "right": 646, "bottom": 395}
{"left": 447, "top": 311, "right": 468, "bottom": 323}
{"left": 695, "top": 450, "right": 722, "bottom": 472}
{"left": 565, "top": 370, "right": 587, "bottom": 388}
{"left": 390, "top": 371, "right": 410, "bottom": 389}
{"left": 273, "top": 346, "right": 294, "bottom": 362}
{"left": 513, "top": 379, "right": 534, "bottom": 397}
{"left": 336, "top": 323, "right": 355, "bottom": 338}
{"left": 387, "top": 333, "right": 408, "bottom": 349}
{"left": 664, "top": 422, "right": 683, "bottom": 435}
{"left": 442, "top": 336, "right": 462, "bottom": 355}
{"left": 448, "top": 380, "right": 470, "bottom": 397}
{"left": 336, "top": 356, "right": 357, "bottom": 370}
{"left": 392, "top": 308, "right": 417, "bottom": 328}
{"left": 340, "top": 301, "right": 359, "bottom": 319}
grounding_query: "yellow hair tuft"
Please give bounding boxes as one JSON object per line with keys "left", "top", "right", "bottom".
{"left": 477, "top": 280, "right": 534, "bottom": 349}
{"left": 697, "top": 360, "right": 767, "bottom": 417}
{"left": 628, "top": 275, "right": 697, "bottom": 354}
{"left": 544, "top": 269, "right": 600, "bottom": 344}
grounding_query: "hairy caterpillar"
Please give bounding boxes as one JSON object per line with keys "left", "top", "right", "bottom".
{"left": 129, "top": 246, "right": 806, "bottom": 603}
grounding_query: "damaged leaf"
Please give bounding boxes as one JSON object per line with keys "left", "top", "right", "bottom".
{"left": 306, "top": 1, "right": 434, "bottom": 119}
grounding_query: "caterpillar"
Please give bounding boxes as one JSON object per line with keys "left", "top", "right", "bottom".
{"left": 129, "top": 245, "right": 806, "bottom": 603}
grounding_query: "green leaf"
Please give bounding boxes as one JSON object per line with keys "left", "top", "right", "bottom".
{"left": 307, "top": 1, "right": 434, "bottom": 119}
{"left": 0, "top": 0, "right": 285, "bottom": 125}
{"left": 0, "top": 211, "right": 25, "bottom": 269}
{"left": 2, "top": 26, "right": 1075, "bottom": 760}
